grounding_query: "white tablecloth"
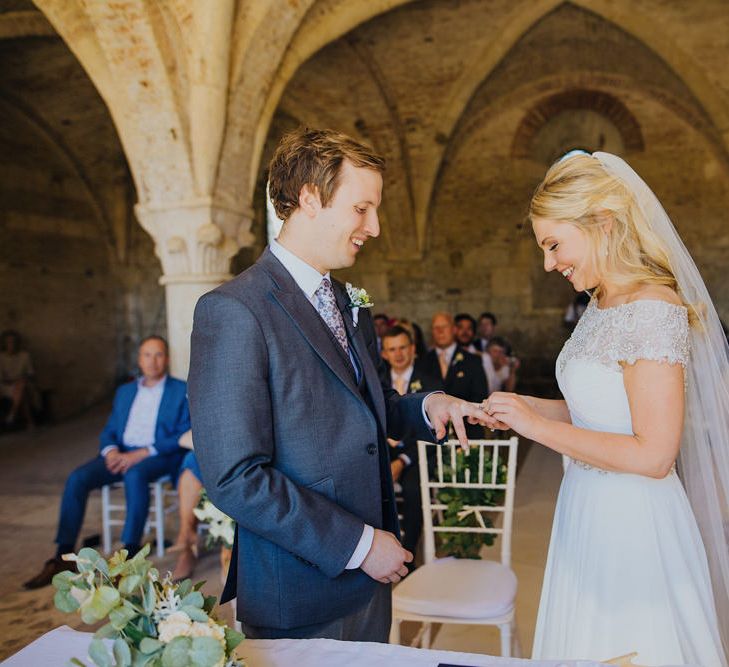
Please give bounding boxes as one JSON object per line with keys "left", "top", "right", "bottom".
{"left": 2, "top": 626, "right": 609, "bottom": 667}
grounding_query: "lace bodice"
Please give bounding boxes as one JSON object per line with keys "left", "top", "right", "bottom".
{"left": 557, "top": 299, "right": 690, "bottom": 439}
{"left": 558, "top": 299, "right": 690, "bottom": 376}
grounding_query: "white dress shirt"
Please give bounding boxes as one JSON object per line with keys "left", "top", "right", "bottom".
{"left": 101, "top": 376, "right": 167, "bottom": 457}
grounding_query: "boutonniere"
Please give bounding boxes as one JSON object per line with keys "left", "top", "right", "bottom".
{"left": 409, "top": 379, "right": 422, "bottom": 393}
{"left": 454, "top": 352, "right": 464, "bottom": 364}
{"left": 345, "top": 282, "right": 373, "bottom": 327}
{"left": 345, "top": 282, "right": 374, "bottom": 309}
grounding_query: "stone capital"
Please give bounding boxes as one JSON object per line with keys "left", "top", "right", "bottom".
{"left": 135, "top": 198, "right": 255, "bottom": 280}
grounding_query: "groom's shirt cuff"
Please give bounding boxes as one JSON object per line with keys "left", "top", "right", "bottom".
{"left": 345, "top": 524, "right": 374, "bottom": 569}
{"left": 421, "top": 390, "right": 444, "bottom": 429}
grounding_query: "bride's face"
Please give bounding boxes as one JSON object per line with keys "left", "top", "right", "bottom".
{"left": 532, "top": 217, "right": 598, "bottom": 292}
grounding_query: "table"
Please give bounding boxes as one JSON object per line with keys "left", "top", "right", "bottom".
{"left": 2, "top": 626, "right": 609, "bottom": 667}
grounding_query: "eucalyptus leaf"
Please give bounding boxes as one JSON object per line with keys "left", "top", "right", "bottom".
{"left": 123, "top": 621, "right": 146, "bottom": 644}
{"left": 109, "top": 604, "right": 137, "bottom": 631}
{"left": 161, "top": 637, "right": 192, "bottom": 667}
{"left": 181, "top": 605, "right": 208, "bottom": 622}
{"left": 202, "top": 596, "right": 217, "bottom": 614}
{"left": 88, "top": 638, "right": 112, "bottom": 667}
{"left": 70, "top": 659, "right": 87, "bottom": 666}
{"left": 93, "top": 622, "right": 119, "bottom": 640}
{"left": 139, "top": 638, "right": 163, "bottom": 654}
{"left": 81, "top": 586, "right": 121, "bottom": 624}
{"left": 180, "top": 591, "right": 203, "bottom": 608}
{"left": 192, "top": 581, "right": 206, "bottom": 592}
{"left": 52, "top": 569, "right": 77, "bottom": 591}
{"left": 224, "top": 626, "right": 245, "bottom": 652}
{"left": 142, "top": 581, "right": 156, "bottom": 615}
{"left": 175, "top": 579, "right": 192, "bottom": 599}
{"left": 113, "top": 638, "right": 132, "bottom": 667}
{"left": 119, "top": 574, "right": 143, "bottom": 596}
{"left": 189, "top": 636, "right": 224, "bottom": 667}
{"left": 54, "top": 588, "right": 81, "bottom": 613}
{"left": 77, "top": 548, "right": 109, "bottom": 576}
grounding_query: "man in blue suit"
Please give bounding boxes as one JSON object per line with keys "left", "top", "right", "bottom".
{"left": 23, "top": 336, "right": 190, "bottom": 589}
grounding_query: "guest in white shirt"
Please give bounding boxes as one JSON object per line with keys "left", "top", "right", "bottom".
{"left": 483, "top": 336, "right": 519, "bottom": 394}
{"left": 23, "top": 336, "right": 191, "bottom": 590}
{"left": 473, "top": 311, "right": 497, "bottom": 352}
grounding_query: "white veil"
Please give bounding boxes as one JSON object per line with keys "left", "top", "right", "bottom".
{"left": 594, "top": 152, "right": 729, "bottom": 654}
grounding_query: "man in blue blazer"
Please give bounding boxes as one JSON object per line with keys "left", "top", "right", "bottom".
{"left": 23, "top": 336, "right": 190, "bottom": 589}
{"left": 188, "top": 129, "right": 488, "bottom": 642}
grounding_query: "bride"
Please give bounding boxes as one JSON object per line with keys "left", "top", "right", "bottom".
{"left": 483, "top": 152, "right": 728, "bottom": 666}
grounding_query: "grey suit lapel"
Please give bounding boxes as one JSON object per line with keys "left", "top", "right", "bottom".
{"left": 333, "top": 281, "right": 386, "bottom": 431}
{"left": 260, "top": 249, "right": 360, "bottom": 399}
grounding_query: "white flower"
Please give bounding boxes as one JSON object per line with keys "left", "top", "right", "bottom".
{"left": 70, "top": 587, "right": 92, "bottom": 606}
{"left": 189, "top": 620, "right": 225, "bottom": 641}
{"left": 345, "top": 282, "right": 374, "bottom": 309}
{"left": 157, "top": 610, "right": 193, "bottom": 642}
{"left": 153, "top": 584, "right": 182, "bottom": 622}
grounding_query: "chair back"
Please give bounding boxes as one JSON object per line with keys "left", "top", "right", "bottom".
{"left": 417, "top": 437, "right": 518, "bottom": 567}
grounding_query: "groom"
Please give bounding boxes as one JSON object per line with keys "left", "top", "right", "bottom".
{"left": 188, "top": 128, "right": 487, "bottom": 642}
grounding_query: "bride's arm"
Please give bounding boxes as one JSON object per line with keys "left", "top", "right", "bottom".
{"left": 487, "top": 359, "right": 684, "bottom": 478}
{"left": 521, "top": 396, "right": 571, "bottom": 423}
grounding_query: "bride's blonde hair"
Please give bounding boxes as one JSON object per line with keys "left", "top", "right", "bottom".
{"left": 529, "top": 154, "right": 686, "bottom": 307}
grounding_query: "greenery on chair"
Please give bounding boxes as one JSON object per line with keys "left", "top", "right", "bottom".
{"left": 435, "top": 447, "right": 508, "bottom": 559}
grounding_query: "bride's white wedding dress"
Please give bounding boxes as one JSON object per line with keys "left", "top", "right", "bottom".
{"left": 532, "top": 299, "right": 726, "bottom": 666}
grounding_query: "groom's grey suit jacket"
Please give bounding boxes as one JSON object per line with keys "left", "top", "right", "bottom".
{"left": 188, "top": 248, "right": 433, "bottom": 630}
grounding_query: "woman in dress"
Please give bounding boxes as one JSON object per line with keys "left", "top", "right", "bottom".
{"left": 482, "top": 153, "right": 728, "bottom": 665}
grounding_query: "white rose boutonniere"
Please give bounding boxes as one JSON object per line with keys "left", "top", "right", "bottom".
{"left": 454, "top": 352, "right": 464, "bottom": 364}
{"left": 409, "top": 379, "right": 422, "bottom": 393}
{"left": 345, "top": 282, "right": 374, "bottom": 327}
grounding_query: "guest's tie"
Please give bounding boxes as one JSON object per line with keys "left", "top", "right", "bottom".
{"left": 438, "top": 349, "right": 449, "bottom": 379}
{"left": 314, "top": 278, "right": 349, "bottom": 353}
{"left": 394, "top": 374, "right": 407, "bottom": 396}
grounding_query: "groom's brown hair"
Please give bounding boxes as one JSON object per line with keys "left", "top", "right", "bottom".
{"left": 268, "top": 128, "right": 385, "bottom": 222}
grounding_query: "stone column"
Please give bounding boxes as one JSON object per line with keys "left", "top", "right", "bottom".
{"left": 135, "top": 200, "right": 254, "bottom": 378}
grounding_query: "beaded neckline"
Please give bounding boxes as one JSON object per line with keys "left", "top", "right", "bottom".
{"left": 590, "top": 298, "right": 687, "bottom": 314}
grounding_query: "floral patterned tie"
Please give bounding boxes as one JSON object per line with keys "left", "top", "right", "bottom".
{"left": 314, "top": 278, "right": 349, "bottom": 353}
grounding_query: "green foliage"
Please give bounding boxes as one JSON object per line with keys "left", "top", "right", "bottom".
{"left": 435, "top": 447, "right": 508, "bottom": 559}
{"left": 52, "top": 546, "right": 246, "bottom": 667}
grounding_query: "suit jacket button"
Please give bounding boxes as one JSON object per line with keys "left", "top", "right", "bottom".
{"left": 366, "top": 443, "right": 377, "bottom": 455}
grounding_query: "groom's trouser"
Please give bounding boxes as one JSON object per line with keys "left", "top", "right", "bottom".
{"left": 55, "top": 450, "right": 184, "bottom": 547}
{"left": 241, "top": 582, "right": 391, "bottom": 642}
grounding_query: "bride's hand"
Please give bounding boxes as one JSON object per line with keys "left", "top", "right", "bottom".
{"left": 483, "top": 392, "right": 543, "bottom": 439}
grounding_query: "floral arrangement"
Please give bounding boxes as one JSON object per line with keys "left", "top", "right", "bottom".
{"left": 194, "top": 490, "right": 235, "bottom": 550}
{"left": 52, "top": 544, "right": 245, "bottom": 667}
{"left": 436, "top": 448, "right": 508, "bottom": 559}
{"left": 345, "top": 282, "right": 374, "bottom": 309}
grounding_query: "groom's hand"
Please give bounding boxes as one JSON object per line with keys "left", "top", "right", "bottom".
{"left": 424, "top": 393, "right": 490, "bottom": 450}
{"left": 360, "top": 529, "right": 412, "bottom": 584}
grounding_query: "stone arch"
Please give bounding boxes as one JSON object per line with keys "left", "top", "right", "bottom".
{"left": 511, "top": 89, "right": 645, "bottom": 161}
{"left": 416, "top": 0, "right": 729, "bottom": 256}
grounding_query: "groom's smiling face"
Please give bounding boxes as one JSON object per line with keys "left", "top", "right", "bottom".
{"left": 308, "top": 159, "right": 382, "bottom": 273}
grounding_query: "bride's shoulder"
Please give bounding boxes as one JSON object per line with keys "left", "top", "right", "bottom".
{"left": 626, "top": 284, "right": 683, "bottom": 309}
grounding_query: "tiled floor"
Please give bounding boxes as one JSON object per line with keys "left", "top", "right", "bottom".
{"left": 0, "top": 409, "right": 563, "bottom": 661}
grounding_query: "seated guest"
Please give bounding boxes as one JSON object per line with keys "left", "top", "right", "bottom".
{"left": 23, "top": 335, "right": 190, "bottom": 589}
{"left": 454, "top": 313, "right": 478, "bottom": 353}
{"left": 0, "top": 329, "right": 37, "bottom": 428}
{"left": 373, "top": 313, "right": 390, "bottom": 356}
{"left": 473, "top": 311, "right": 497, "bottom": 352}
{"left": 170, "top": 449, "right": 203, "bottom": 581}
{"left": 422, "top": 312, "right": 489, "bottom": 439}
{"left": 381, "top": 325, "right": 441, "bottom": 564}
{"left": 483, "top": 336, "right": 519, "bottom": 394}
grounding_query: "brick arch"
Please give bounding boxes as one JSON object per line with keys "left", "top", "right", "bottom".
{"left": 511, "top": 89, "right": 644, "bottom": 160}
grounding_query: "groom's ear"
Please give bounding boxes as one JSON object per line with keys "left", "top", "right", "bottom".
{"left": 298, "top": 184, "right": 322, "bottom": 218}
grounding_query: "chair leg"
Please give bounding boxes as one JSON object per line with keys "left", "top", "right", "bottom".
{"left": 101, "top": 485, "right": 111, "bottom": 554}
{"left": 389, "top": 617, "right": 401, "bottom": 645}
{"left": 154, "top": 482, "right": 165, "bottom": 558}
{"left": 511, "top": 618, "right": 522, "bottom": 658}
{"left": 499, "top": 622, "right": 512, "bottom": 657}
{"left": 421, "top": 622, "right": 432, "bottom": 649}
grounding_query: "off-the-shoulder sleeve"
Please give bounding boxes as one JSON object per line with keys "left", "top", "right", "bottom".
{"left": 608, "top": 300, "right": 690, "bottom": 367}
